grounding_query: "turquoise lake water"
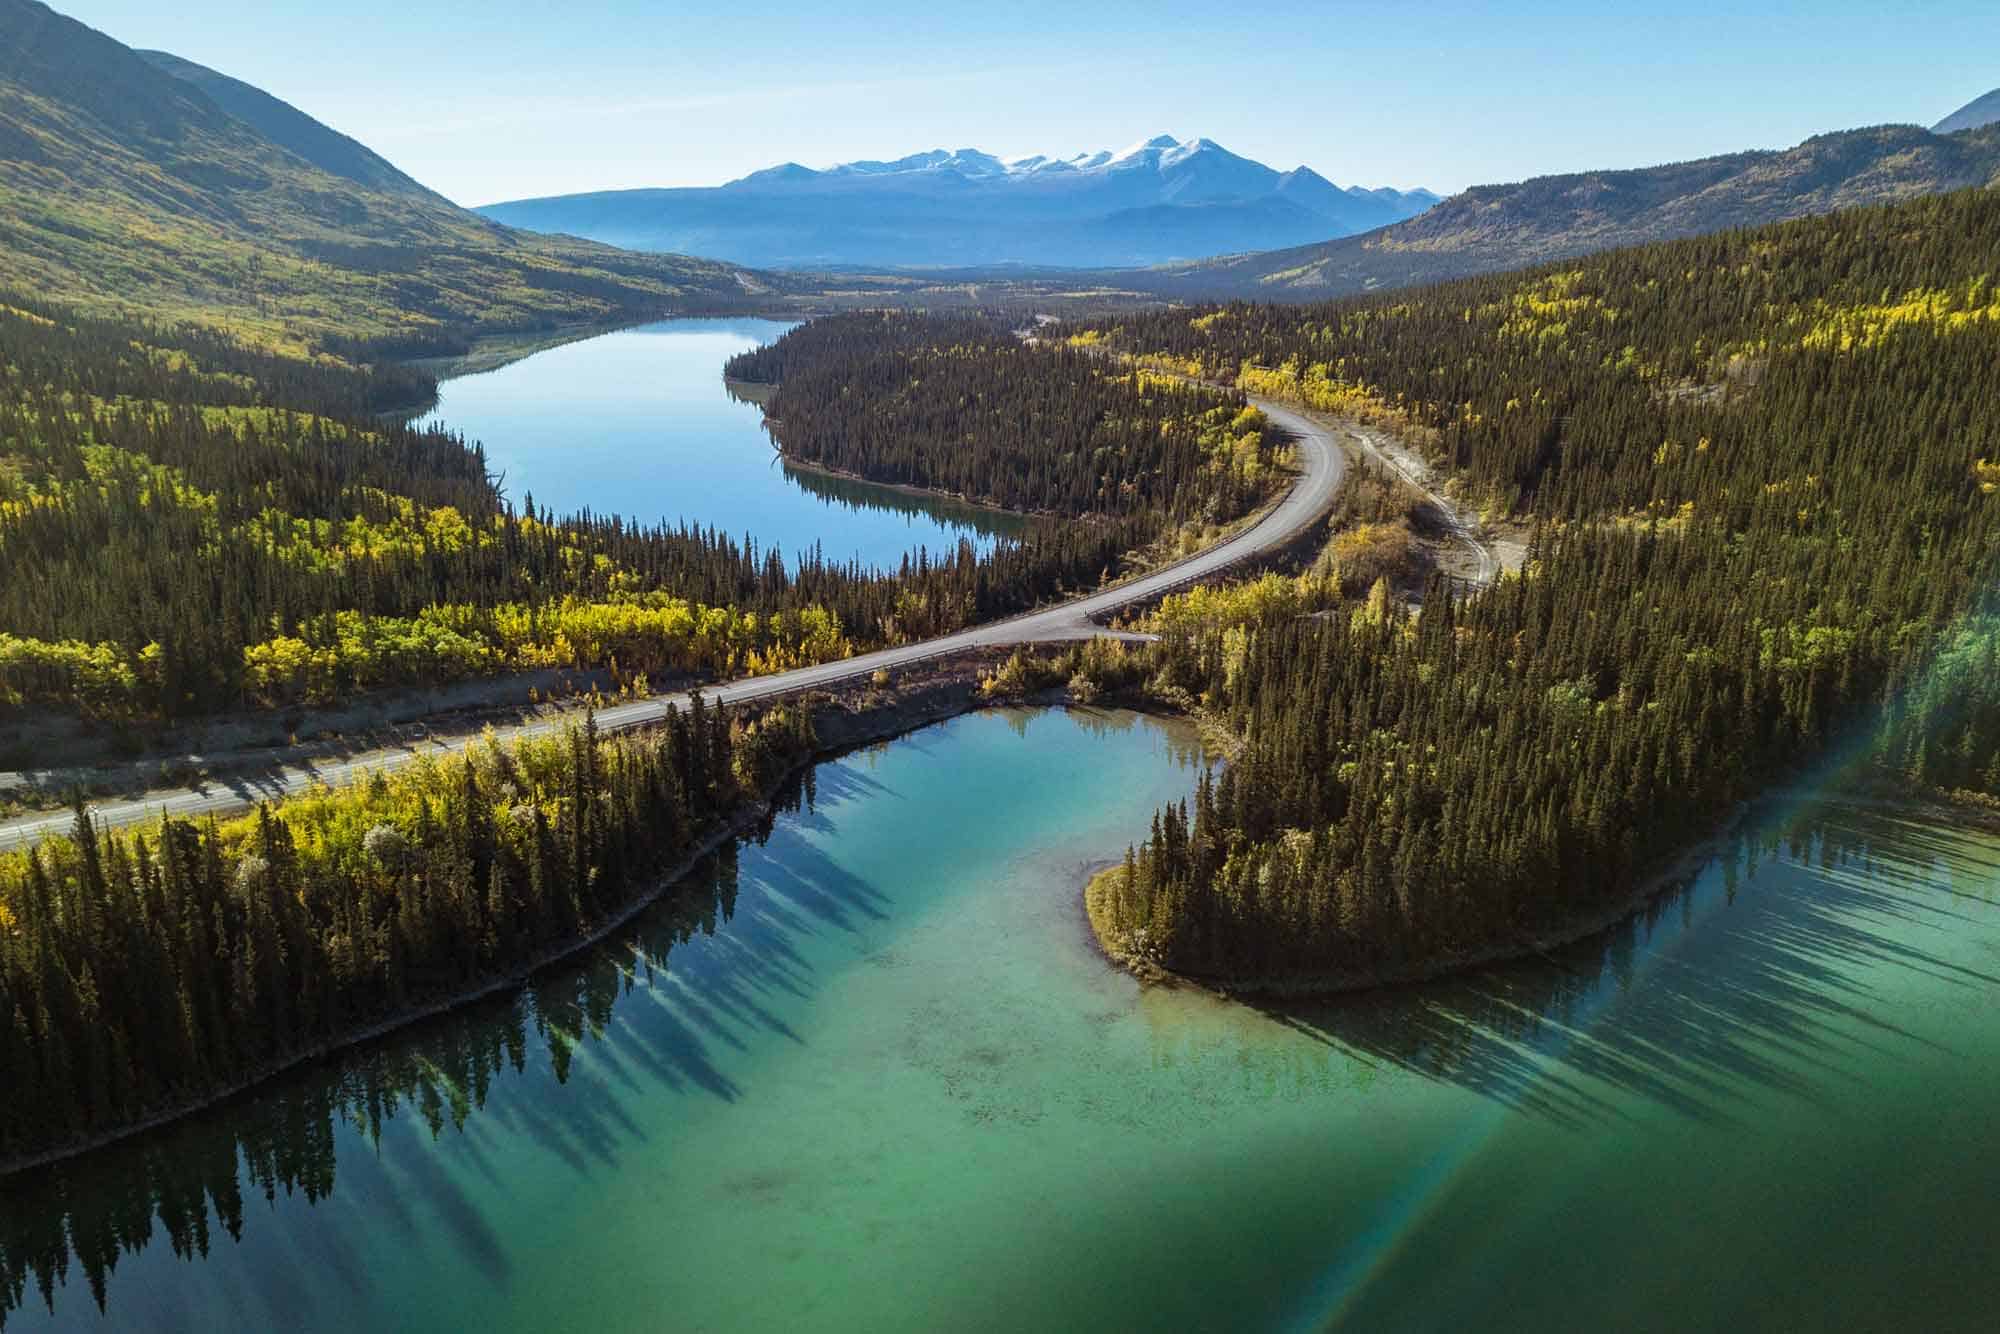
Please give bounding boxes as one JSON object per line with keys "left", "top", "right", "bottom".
{"left": 4, "top": 708, "right": 1998, "bottom": 1331}
{"left": 411, "top": 318, "right": 1025, "bottom": 570}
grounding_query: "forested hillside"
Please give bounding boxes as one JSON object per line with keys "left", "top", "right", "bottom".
{"left": 727, "top": 313, "right": 1283, "bottom": 518}
{"left": 0, "top": 0, "right": 783, "bottom": 360}
{"left": 1085, "top": 185, "right": 2000, "bottom": 984}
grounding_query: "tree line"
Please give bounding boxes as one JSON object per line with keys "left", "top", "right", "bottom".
{"left": 0, "top": 834, "right": 751, "bottom": 1328}
{"left": 0, "top": 697, "right": 813, "bottom": 1166}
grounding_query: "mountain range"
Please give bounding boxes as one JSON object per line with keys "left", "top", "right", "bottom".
{"left": 477, "top": 137, "right": 1439, "bottom": 269}
{"left": 1142, "top": 117, "right": 2000, "bottom": 299}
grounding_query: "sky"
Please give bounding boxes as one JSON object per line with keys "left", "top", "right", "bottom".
{"left": 51, "top": 0, "right": 2000, "bottom": 206}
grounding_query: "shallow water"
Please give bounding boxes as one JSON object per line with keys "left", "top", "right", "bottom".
{"left": 5, "top": 709, "right": 1998, "bottom": 1331}
{"left": 412, "top": 318, "right": 1025, "bottom": 569}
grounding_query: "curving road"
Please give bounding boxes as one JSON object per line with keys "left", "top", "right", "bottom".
{"left": 0, "top": 399, "right": 1342, "bottom": 851}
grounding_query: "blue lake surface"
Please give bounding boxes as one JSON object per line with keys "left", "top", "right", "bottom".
{"left": 413, "top": 318, "right": 1025, "bottom": 570}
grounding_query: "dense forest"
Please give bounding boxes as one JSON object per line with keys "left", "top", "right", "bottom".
{"left": 725, "top": 312, "right": 1283, "bottom": 519}
{"left": 0, "top": 695, "right": 814, "bottom": 1165}
{"left": 0, "top": 298, "right": 1195, "bottom": 724}
{"left": 1086, "top": 185, "right": 2000, "bottom": 983}
{"left": 8, "top": 171, "right": 1999, "bottom": 1221}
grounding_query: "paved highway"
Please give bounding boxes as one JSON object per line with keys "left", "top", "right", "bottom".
{"left": 0, "top": 398, "right": 1342, "bottom": 850}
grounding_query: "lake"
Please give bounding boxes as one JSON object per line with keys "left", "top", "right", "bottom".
{"left": 411, "top": 319, "right": 1027, "bottom": 570}
{"left": 5, "top": 707, "right": 1998, "bottom": 1331}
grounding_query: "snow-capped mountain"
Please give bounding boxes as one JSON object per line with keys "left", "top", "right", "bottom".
{"left": 478, "top": 136, "right": 1437, "bottom": 270}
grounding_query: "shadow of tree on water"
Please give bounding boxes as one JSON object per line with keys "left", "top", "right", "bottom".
{"left": 0, "top": 764, "right": 896, "bottom": 1330}
{"left": 5, "top": 791, "right": 1993, "bottom": 1328}
{"left": 1258, "top": 803, "right": 2000, "bottom": 1133}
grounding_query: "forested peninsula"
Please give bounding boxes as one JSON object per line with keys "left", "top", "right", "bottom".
{"left": 1079, "top": 185, "right": 2000, "bottom": 988}
{"left": 725, "top": 313, "right": 1283, "bottom": 521}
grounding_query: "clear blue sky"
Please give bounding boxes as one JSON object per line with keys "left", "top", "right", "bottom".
{"left": 53, "top": 0, "right": 2000, "bottom": 205}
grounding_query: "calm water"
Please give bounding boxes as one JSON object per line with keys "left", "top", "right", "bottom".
{"left": 413, "top": 319, "right": 1026, "bottom": 569}
{"left": 5, "top": 709, "right": 2000, "bottom": 1331}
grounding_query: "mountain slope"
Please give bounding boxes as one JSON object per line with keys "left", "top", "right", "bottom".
{"left": 1936, "top": 87, "right": 2000, "bottom": 134}
{"left": 0, "top": 0, "right": 781, "bottom": 357}
{"left": 136, "top": 48, "right": 437, "bottom": 198}
{"left": 479, "top": 136, "right": 1437, "bottom": 269}
{"left": 1148, "top": 123, "right": 2000, "bottom": 299}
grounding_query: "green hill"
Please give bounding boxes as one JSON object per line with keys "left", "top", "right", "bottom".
{"left": 0, "top": 0, "right": 784, "bottom": 358}
{"left": 1935, "top": 87, "right": 2000, "bottom": 134}
{"left": 1148, "top": 123, "right": 2000, "bottom": 299}
{"left": 135, "top": 49, "right": 441, "bottom": 199}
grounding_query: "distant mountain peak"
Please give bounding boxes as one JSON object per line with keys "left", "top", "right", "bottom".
{"left": 1934, "top": 87, "right": 2000, "bottom": 135}
{"left": 733, "top": 161, "right": 818, "bottom": 186}
{"left": 732, "top": 135, "right": 1292, "bottom": 186}
{"left": 1107, "top": 135, "right": 1235, "bottom": 170}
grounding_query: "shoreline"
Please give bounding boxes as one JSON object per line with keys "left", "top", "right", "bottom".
{"left": 19, "top": 668, "right": 1991, "bottom": 1177}
{"left": 1082, "top": 771, "right": 2000, "bottom": 1002}
{"left": 762, "top": 441, "right": 1072, "bottom": 524}
{"left": 1084, "top": 801, "right": 1759, "bottom": 1002}
{"left": 0, "top": 661, "right": 1020, "bottom": 1179}
{"left": 1804, "top": 780, "right": 2000, "bottom": 837}
{"left": 381, "top": 308, "right": 808, "bottom": 417}
{"left": 760, "top": 446, "right": 1048, "bottom": 524}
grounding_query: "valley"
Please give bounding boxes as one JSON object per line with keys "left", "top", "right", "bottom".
{"left": 2, "top": 1, "right": 1999, "bottom": 1329}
